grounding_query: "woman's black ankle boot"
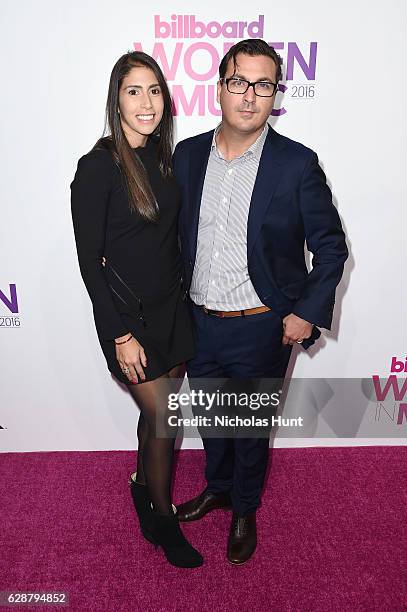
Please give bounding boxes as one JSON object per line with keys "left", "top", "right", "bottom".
{"left": 152, "top": 511, "right": 204, "bottom": 568}
{"left": 128, "top": 472, "right": 156, "bottom": 544}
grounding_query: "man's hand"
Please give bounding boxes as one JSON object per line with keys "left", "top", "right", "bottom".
{"left": 282, "top": 314, "right": 312, "bottom": 346}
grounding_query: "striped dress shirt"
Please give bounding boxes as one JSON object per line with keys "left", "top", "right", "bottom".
{"left": 190, "top": 122, "right": 269, "bottom": 310}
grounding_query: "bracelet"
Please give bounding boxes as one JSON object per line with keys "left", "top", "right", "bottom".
{"left": 115, "top": 333, "right": 133, "bottom": 345}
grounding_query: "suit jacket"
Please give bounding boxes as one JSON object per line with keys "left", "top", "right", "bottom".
{"left": 173, "top": 125, "right": 348, "bottom": 338}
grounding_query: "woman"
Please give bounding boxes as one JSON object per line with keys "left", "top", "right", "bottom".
{"left": 70, "top": 51, "right": 202, "bottom": 568}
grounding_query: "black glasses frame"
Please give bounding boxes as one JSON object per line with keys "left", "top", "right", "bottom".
{"left": 221, "top": 77, "right": 277, "bottom": 97}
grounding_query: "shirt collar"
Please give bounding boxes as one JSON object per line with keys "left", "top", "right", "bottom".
{"left": 211, "top": 122, "right": 269, "bottom": 161}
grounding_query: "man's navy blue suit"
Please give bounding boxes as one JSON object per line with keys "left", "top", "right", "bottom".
{"left": 173, "top": 125, "right": 348, "bottom": 516}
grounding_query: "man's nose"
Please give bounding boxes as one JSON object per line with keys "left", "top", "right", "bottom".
{"left": 243, "top": 84, "right": 256, "bottom": 104}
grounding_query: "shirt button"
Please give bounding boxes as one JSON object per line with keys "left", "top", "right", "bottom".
{"left": 228, "top": 169, "right": 233, "bottom": 175}
{"left": 222, "top": 197, "right": 227, "bottom": 203}
{"left": 211, "top": 280, "right": 216, "bottom": 285}
{"left": 214, "top": 252, "right": 219, "bottom": 258}
{"left": 219, "top": 224, "right": 224, "bottom": 231}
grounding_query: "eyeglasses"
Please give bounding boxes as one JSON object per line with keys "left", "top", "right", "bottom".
{"left": 221, "top": 77, "right": 277, "bottom": 97}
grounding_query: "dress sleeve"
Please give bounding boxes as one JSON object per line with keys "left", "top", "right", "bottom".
{"left": 70, "top": 150, "right": 130, "bottom": 341}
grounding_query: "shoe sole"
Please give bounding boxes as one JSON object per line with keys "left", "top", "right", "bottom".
{"left": 226, "top": 555, "right": 254, "bottom": 565}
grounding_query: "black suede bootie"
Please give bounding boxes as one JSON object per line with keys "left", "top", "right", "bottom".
{"left": 151, "top": 511, "right": 204, "bottom": 568}
{"left": 128, "top": 473, "right": 156, "bottom": 544}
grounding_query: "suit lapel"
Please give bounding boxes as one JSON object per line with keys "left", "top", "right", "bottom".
{"left": 188, "top": 132, "right": 213, "bottom": 262}
{"left": 186, "top": 126, "right": 286, "bottom": 263}
{"left": 247, "top": 127, "right": 286, "bottom": 259}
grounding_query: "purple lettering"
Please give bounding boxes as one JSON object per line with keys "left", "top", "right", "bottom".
{"left": 0, "top": 284, "right": 18, "bottom": 313}
{"left": 286, "top": 42, "right": 317, "bottom": 81}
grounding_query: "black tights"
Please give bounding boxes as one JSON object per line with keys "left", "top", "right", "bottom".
{"left": 128, "top": 365, "right": 184, "bottom": 514}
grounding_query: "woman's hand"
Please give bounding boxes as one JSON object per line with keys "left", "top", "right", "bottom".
{"left": 105, "top": 256, "right": 147, "bottom": 382}
{"left": 115, "top": 334, "right": 147, "bottom": 383}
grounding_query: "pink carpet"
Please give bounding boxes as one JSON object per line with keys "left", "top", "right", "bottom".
{"left": 1, "top": 447, "right": 406, "bottom": 611}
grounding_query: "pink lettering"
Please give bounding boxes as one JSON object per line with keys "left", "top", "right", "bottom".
{"left": 397, "top": 403, "right": 407, "bottom": 425}
{"left": 184, "top": 43, "right": 219, "bottom": 81}
{"left": 372, "top": 375, "right": 407, "bottom": 402}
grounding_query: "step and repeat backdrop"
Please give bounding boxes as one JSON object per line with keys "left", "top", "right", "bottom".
{"left": 1, "top": 1, "right": 406, "bottom": 451}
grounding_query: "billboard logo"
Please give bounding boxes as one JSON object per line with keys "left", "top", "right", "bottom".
{"left": 390, "top": 356, "right": 407, "bottom": 373}
{"left": 372, "top": 358, "right": 407, "bottom": 425}
{"left": 155, "top": 15, "right": 264, "bottom": 39}
{"left": 133, "top": 14, "right": 318, "bottom": 117}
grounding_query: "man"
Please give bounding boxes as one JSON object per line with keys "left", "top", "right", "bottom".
{"left": 172, "top": 39, "right": 348, "bottom": 564}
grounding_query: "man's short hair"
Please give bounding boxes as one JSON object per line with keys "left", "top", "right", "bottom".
{"left": 219, "top": 39, "right": 282, "bottom": 84}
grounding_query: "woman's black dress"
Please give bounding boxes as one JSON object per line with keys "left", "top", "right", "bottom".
{"left": 70, "top": 137, "right": 194, "bottom": 385}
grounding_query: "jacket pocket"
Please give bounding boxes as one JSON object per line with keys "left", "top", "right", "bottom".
{"left": 104, "top": 261, "right": 147, "bottom": 327}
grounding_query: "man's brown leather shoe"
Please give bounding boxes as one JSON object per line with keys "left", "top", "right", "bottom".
{"left": 176, "top": 490, "right": 232, "bottom": 522}
{"left": 227, "top": 511, "right": 257, "bottom": 564}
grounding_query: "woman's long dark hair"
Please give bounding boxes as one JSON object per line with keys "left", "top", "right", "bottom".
{"left": 94, "top": 51, "right": 173, "bottom": 223}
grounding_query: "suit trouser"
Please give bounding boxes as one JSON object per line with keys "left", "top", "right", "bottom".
{"left": 186, "top": 301, "right": 292, "bottom": 516}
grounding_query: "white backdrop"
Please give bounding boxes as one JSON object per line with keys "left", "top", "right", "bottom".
{"left": 1, "top": 0, "right": 406, "bottom": 451}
